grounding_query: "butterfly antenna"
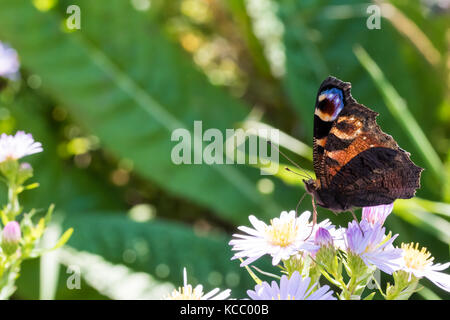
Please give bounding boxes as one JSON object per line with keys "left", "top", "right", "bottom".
{"left": 267, "top": 141, "right": 313, "bottom": 180}
{"left": 285, "top": 167, "right": 310, "bottom": 180}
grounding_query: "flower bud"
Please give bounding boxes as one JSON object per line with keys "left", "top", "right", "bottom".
{"left": 17, "top": 162, "right": 33, "bottom": 184}
{"left": 2, "top": 221, "right": 21, "bottom": 255}
{"left": 314, "top": 228, "right": 337, "bottom": 273}
{"left": 314, "top": 227, "right": 333, "bottom": 247}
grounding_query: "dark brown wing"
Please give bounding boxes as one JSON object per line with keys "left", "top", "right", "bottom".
{"left": 321, "top": 101, "right": 384, "bottom": 187}
{"left": 320, "top": 100, "right": 422, "bottom": 207}
{"left": 327, "top": 146, "right": 423, "bottom": 208}
{"left": 313, "top": 76, "right": 356, "bottom": 186}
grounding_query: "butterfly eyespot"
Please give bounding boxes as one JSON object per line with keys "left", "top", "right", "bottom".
{"left": 315, "top": 88, "right": 344, "bottom": 122}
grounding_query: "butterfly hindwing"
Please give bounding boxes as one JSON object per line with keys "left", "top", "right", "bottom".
{"left": 330, "top": 146, "right": 422, "bottom": 207}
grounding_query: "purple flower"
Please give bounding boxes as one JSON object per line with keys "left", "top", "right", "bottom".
{"left": 344, "top": 220, "right": 403, "bottom": 274}
{"left": 247, "top": 271, "right": 336, "bottom": 300}
{"left": 362, "top": 203, "right": 394, "bottom": 226}
{"left": 0, "top": 42, "right": 19, "bottom": 80}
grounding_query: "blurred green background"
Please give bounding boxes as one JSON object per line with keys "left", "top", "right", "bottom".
{"left": 0, "top": 0, "right": 449, "bottom": 299}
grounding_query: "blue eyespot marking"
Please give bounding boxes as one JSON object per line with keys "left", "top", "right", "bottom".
{"left": 317, "top": 88, "right": 344, "bottom": 121}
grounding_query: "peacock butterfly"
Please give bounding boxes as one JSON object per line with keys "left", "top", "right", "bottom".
{"left": 303, "top": 76, "right": 423, "bottom": 213}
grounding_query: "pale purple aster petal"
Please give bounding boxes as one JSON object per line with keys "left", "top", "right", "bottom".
{"left": 362, "top": 203, "right": 394, "bottom": 226}
{"left": 307, "top": 285, "right": 336, "bottom": 300}
{"left": 0, "top": 42, "right": 20, "bottom": 80}
{"left": 345, "top": 220, "right": 403, "bottom": 274}
{"left": 247, "top": 272, "right": 336, "bottom": 300}
{"left": 424, "top": 268, "right": 450, "bottom": 292}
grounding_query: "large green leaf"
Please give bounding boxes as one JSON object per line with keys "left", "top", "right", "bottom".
{"left": 3, "top": 89, "right": 270, "bottom": 299}
{"left": 0, "top": 0, "right": 283, "bottom": 224}
{"left": 15, "top": 258, "right": 109, "bottom": 300}
{"left": 60, "top": 211, "right": 274, "bottom": 298}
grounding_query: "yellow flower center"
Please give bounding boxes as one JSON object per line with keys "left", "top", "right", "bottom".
{"left": 265, "top": 217, "right": 300, "bottom": 247}
{"left": 401, "top": 242, "right": 434, "bottom": 271}
{"left": 165, "top": 284, "right": 203, "bottom": 300}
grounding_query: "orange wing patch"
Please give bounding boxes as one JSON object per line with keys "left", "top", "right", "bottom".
{"left": 322, "top": 116, "right": 389, "bottom": 185}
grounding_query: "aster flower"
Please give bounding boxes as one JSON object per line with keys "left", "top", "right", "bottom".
{"left": 344, "top": 220, "right": 403, "bottom": 274}
{"left": 0, "top": 42, "right": 20, "bottom": 80}
{"left": 0, "top": 131, "right": 43, "bottom": 163}
{"left": 362, "top": 203, "right": 394, "bottom": 226}
{"left": 247, "top": 271, "right": 336, "bottom": 300}
{"left": 164, "top": 268, "right": 231, "bottom": 300}
{"left": 399, "top": 243, "right": 450, "bottom": 292}
{"left": 230, "top": 210, "right": 320, "bottom": 266}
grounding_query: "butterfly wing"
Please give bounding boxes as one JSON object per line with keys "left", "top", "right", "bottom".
{"left": 313, "top": 76, "right": 356, "bottom": 186}
{"left": 321, "top": 97, "right": 422, "bottom": 207}
{"left": 326, "top": 146, "right": 422, "bottom": 207}
{"left": 312, "top": 76, "right": 422, "bottom": 210}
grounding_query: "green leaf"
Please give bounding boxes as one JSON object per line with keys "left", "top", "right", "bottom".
{"left": 417, "top": 286, "right": 442, "bottom": 300}
{"left": 363, "top": 291, "right": 376, "bottom": 300}
{"left": 58, "top": 247, "right": 176, "bottom": 299}
{"left": 394, "top": 199, "right": 450, "bottom": 244}
{"left": 60, "top": 211, "right": 274, "bottom": 298}
{"left": 15, "top": 258, "right": 109, "bottom": 300}
{"left": 39, "top": 223, "right": 62, "bottom": 300}
{"left": 225, "top": 0, "right": 273, "bottom": 79}
{"left": 0, "top": 0, "right": 282, "bottom": 224}
{"left": 51, "top": 228, "right": 74, "bottom": 251}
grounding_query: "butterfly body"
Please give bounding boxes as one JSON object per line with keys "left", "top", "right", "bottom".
{"left": 304, "top": 76, "right": 423, "bottom": 212}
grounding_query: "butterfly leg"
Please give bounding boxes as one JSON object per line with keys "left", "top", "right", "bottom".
{"left": 350, "top": 210, "right": 365, "bottom": 236}
{"left": 303, "top": 197, "right": 318, "bottom": 241}
{"left": 295, "top": 192, "right": 307, "bottom": 217}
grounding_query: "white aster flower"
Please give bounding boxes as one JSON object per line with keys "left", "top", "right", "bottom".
{"left": 164, "top": 268, "right": 231, "bottom": 300}
{"left": 0, "top": 42, "right": 20, "bottom": 80}
{"left": 0, "top": 131, "right": 43, "bottom": 163}
{"left": 399, "top": 242, "right": 450, "bottom": 292}
{"left": 229, "top": 210, "right": 320, "bottom": 266}
{"left": 247, "top": 271, "right": 336, "bottom": 300}
{"left": 344, "top": 220, "right": 403, "bottom": 274}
